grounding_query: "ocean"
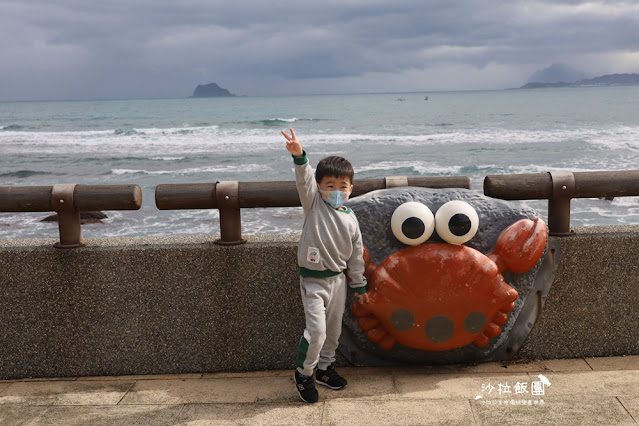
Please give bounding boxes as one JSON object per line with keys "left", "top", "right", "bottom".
{"left": 2, "top": 87, "right": 639, "bottom": 240}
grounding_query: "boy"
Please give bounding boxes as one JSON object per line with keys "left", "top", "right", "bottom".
{"left": 281, "top": 128, "right": 369, "bottom": 403}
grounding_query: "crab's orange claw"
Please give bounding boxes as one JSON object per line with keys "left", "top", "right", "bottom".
{"left": 490, "top": 217, "right": 547, "bottom": 274}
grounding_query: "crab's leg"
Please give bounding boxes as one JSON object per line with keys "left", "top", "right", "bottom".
{"left": 473, "top": 333, "right": 490, "bottom": 347}
{"left": 366, "top": 327, "right": 396, "bottom": 350}
{"left": 367, "top": 327, "right": 386, "bottom": 342}
{"left": 357, "top": 316, "right": 381, "bottom": 331}
{"left": 472, "top": 291, "right": 517, "bottom": 347}
{"left": 484, "top": 322, "right": 502, "bottom": 338}
{"left": 378, "top": 334, "right": 396, "bottom": 350}
{"left": 472, "top": 322, "right": 503, "bottom": 347}
{"left": 472, "top": 315, "right": 510, "bottom": 347}
{"left": 493, "top": 311, "right": 509, "bottom": 326}
{"left": 351, "top": 298, "right": 397, "bottom": 350}
{"left": 351, "top": 299, "right": 369, "bottom": 317}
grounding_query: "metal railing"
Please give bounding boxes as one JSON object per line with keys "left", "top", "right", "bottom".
{"left": 3, "top": 170, "right": 639, "bottom": 247}
{"left": 484, "top": 170, "right": 639, "bottom": 235}
{"left": 0, "top": 184, "right": 142, "bottom": 248}
{"left": 155, "top": 176, "right": 472, "bottom": 245}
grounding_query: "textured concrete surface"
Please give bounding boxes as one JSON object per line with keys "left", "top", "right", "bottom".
{"left": 1, "top": 226, "right": 639, "bottom": 380}
{"left": 1, "top": 356, "right": 638, "bottom": 425}
{"left": 518, "top": 225, "right": 639, "bottom": 360}
{"left": 0, "top": 235, "right": 307, "bottom": 380}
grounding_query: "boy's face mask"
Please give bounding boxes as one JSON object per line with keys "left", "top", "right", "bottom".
{"left": 319, "top": 189, "right": 350, "bottom": 209}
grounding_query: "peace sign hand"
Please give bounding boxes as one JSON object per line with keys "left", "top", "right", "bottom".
{"left": 281, "top": 128, "right": 303, "bottom": 157}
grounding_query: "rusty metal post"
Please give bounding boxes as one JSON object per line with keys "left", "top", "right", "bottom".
{"left": 214, "top": 181, "right": 246, "bottom": 245}
{"left": 547, "top": 171, "right": 575, "bottom": 236}
{"left": 51, "top": 184, "right": 86, "bottom": 248}
{"left": 385, "top": 176, "right": 408, "bottom": 188}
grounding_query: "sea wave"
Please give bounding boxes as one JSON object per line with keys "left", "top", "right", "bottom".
{"left": 250, "top": 118, "right": 324, "bottom": 126}
{"left": 0, "top": 170, "right": 53, "bottom": 178}
{"left": 611, "top": 196, "right": 639, "bottom": 207}
{"left": 3, "top": 124, "right": 639, "bottom": 151}
{"left": 355, "top": 162, "right": 609, "bottom": 180}
{"left": 261, "top": 118, "right": 300, "bottom": 125}
{"left": 1, "top": 125, "right": 219, "bottom": 138}
{"left": 110, "top": 163, "right": 271, "bottom": 175}
{"left": 114, "top": 128, "right": 144, "bottom": 136}
{"left": 149, "top": 156, "right": 186, "bottom": 161}
{"left": 356, "top": 161, "right": 461, "bottom": 176}
{"left": 1, "top": 125, "right": 24, "bottom": 131}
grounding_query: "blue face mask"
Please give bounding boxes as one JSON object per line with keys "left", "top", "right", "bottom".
{"left": 319, "top": 189, "right": 349, "bottom": 209}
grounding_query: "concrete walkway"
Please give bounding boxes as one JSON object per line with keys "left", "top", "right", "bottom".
{"left": 1, "top": 356, "right": 638, "bottom": 425}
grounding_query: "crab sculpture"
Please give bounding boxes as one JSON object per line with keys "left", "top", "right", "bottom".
{"left": 352, "top": 216, "right": 546, "bottom": 351}
{"left": 341, "top": 187, "right": 552, "bottom": 363}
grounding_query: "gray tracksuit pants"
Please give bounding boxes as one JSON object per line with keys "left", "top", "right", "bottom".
{"left": 295, "top": 274, "right": 347, "bottom": 377}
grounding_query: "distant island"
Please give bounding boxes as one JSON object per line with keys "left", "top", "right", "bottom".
{"left": 190, "top": 83, "right": 235, "bottom": 98}
{"left": 576, "top": 73, "right": 639, "bottom": 87}
{"left": 521, "top": 71, "right": 639, "bottom": 89}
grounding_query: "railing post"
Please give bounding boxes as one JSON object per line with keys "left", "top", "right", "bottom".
{"left": 214, "top": 181, "right": 246, "bottom": 246}
{"left": 51, "top": 184, "right": 86, "bottom": 248}
{"left": 547, "top": 171, "right": 575, "bottom": 236}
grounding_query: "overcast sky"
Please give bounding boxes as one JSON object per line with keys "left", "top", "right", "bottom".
{"left": 1, "top": 0, "right": 638, "bottom": 101}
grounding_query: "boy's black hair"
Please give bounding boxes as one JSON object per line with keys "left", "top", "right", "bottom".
{"left": 315, "top": 156, "right": 354, "bottom": 184}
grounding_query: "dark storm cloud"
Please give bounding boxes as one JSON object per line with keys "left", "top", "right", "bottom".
{"left": 1, "top": 0, "right": 638, "bottom": 100}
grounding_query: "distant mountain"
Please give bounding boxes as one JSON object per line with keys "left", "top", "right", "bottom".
{"left": 191, "top": 83, "right": 235, "bottom": 98}
{"left": 520, "top": 72, "right": 639, "bottom": 89}
{"left": 520, "top": 82, "right": 572, "bottom": 89}
{"left": 576, "top": 73, "right": 639, "bottom": 86}
{"left": 527, "top": 63, "right": 590, "bottom": 84}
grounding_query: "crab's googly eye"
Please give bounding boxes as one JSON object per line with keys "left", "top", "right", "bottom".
{"left": 391, "top": 202, "right": 435, "bottom": 246}
{"left": 435, "top": 200, "right": 479, "bottom": 245}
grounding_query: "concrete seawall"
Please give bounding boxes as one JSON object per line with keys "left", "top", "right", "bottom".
{"left": 1, "top": 226, "right": 638, "bottom": 380}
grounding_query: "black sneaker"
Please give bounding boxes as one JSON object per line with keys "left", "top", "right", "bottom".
{"left": 294, "top": 370, "right": 319, "bottom": 403}
{"left": 316, "top": 365, "right": 347, "bottom": 390}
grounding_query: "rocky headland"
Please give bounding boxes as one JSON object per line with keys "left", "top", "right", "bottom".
{"left": 521, "top": 64, "right": 639, "bottom": 89}
{"left": 190, "top": 83, "right": 235, "bottom": 98}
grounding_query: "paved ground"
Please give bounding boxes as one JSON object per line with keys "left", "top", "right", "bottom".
{"left": 1, "top": 355, "right": 638, "bottom": 425}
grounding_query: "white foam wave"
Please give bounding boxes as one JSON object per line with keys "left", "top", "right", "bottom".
{"left": 357, "top": 161, "right": 461, "bottom": 175}
{"left": 1, "top": 125, "right": 218, "bottom": 137}
{"left": 111, "top": 163, "right": 270, "bottom": 175}
{"left": 355, "top": 161, "right": 623, "bottom": 178}
{"left": 149, "top": 156, "right": 185, "bottom": 161}
{"left": 611, "top": 196, "right": 639, "bottom": 207}
{"left": 493, "top": 164, "right": 608, "bottom": 174}
{"left": 3, "top": 124, "right": 639, "bottom": 155}
{"left": 0, "top": 125, "right": 287, "bottom": 156}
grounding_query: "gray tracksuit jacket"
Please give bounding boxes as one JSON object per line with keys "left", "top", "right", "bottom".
{"left": 293, "top": 152, "right": 367, "bottom": 294}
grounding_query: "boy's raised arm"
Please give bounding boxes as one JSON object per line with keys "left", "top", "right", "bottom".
{"left": 282, "top": 128, "right": 316, "bottom": 213}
